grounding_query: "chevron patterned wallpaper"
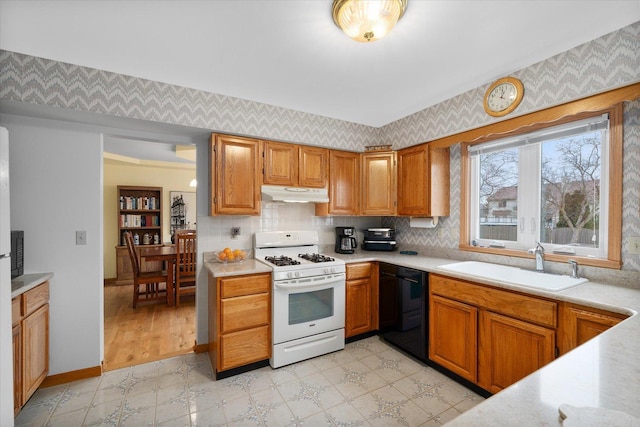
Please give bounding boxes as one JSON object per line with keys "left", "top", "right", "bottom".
{"left": 0, "top": 51, "right": 381, "bottom": 150}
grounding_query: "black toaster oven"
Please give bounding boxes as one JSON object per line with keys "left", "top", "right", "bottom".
{"left": 362, "top": 228, "right": 397, "bottom": 251}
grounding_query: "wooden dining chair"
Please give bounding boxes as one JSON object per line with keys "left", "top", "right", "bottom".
{"left": 123, "top": 231, "right": 169, "bottom": 308}
{"left": 175, "top": 230, "right": 197, "bottom": 307}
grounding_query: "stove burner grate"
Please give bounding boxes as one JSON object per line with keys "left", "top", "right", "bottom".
{"left": 298, "top": 253, "right": 335, "bottom": 263}
{"left": 264, "top": 256, "right": 301, "bottom": 267}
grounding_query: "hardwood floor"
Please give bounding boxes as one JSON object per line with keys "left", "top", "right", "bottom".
{"left": 103, "top": 284, "right": 196, "bottom": 371}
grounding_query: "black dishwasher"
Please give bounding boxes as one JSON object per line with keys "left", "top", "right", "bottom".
{"left": 379, "top": 263, "right": 428, "bottom": 362}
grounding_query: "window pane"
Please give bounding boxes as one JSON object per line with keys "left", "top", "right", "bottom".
{"left": 540, "top": 132, "right": 601, "bottom": 247}
{"left": 478, "top": 148, "right": 518, "bottom": 241}
{"left": 288, "top": 288, "right": 334, "bottom": 325}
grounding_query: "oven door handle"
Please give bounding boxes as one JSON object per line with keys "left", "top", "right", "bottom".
{"left": 274, "top": 273, "right": 345, "bottom": 290}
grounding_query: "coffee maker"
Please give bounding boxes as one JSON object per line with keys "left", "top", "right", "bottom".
{"left": 335, "top": 226, "right": 358, "bottom": 254}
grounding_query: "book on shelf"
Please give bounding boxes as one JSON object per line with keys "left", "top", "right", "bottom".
{"left": 119, "top": 214, "right": 159, "bottom": 227}
{"left": 119, "top": 196, "right": 159, "bottom": 210}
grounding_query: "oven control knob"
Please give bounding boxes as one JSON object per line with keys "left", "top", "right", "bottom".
{"left": 295, "top": 271, "right": 300, "bottom": 278}
{"left": 287, "top": 272, "right": 293, "bottom": 278}
{"left": 325, "top": 267, "right": 335, "bottom": 274}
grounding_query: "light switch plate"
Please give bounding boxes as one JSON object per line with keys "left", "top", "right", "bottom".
{"left": 76, "top": 230, "right": 87, "bottom": 245}
{"left": 628, "top": 236, "right": 640, "bottom": 255}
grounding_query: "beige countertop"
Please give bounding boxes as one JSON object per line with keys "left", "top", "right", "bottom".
{"left": 204, "top": 249, "right": 640, "bottom": 425}
{"left": 203, "top": 253, "right": 272, "bottom": 278}
{"left": 11, "top": 272, "right": 54, "bottom": 299}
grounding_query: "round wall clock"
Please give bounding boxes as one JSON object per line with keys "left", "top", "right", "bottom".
{"left": 483, "top": 77, "right": 524, "bottom": 117}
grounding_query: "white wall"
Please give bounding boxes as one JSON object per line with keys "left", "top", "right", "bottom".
{"left": 3, "top": 115, "right": 103, "bottom": 375}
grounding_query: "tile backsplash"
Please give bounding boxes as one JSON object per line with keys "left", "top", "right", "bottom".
{"left": 197, "top": 201, "right": 381, "bottom": 254}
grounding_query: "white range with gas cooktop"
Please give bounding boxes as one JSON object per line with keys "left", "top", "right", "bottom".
{"left": 254, "top": 231, "right": 346, "bottom": 368}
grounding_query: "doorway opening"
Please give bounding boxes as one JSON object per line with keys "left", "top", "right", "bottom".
{"left": 102, "top": 136, "right": 197, "bottom": 371}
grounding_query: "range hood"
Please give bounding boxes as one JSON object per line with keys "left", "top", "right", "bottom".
{"left": 261, "top": 185, "right": 329, "bottom": 203}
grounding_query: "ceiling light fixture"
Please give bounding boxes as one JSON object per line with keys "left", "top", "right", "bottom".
{"left": 332, "top": 0, "right": 407, "bottom": 42}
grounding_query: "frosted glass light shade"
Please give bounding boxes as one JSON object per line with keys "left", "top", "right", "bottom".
{"left": 332, "top": 0, "right": 407, "bottom": 42}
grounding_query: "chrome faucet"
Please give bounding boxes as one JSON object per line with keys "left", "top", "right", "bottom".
{"left": 528, "top": 242, "right": 545, "bottom": 272}
{"left": 568, "top": 259, "right": 580, "bottom": 279}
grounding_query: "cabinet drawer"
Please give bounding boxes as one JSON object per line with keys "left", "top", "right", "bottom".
{"left": 431, "top": 274, "right": 557, "bottom": 328}
{"left": 219, "top": 325, "right": 270, "bottom": 371}
{"left": 220, "top": 293, "right": 270, "bottom": 334}
{"left": 346, "top": 262, "right": 372, "bottom": 280}
{"left": 219, "top": 273, "right": 270, "bottom": 298}
{"left": 22, "top": 282, "right": 50, "bottom": 317}
{"left": 12, "top": 296, "right": 21, "bottom": 326}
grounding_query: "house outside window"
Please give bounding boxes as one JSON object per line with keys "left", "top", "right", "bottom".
{"left": 468, "top": 114, "right": 610, "bottom": 259}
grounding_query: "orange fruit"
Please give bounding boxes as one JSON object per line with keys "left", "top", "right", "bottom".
{"left": 223, "top": 247, "right": 232, "bottom": 254}
{"left": 218, "top": 252, "right": 227, "bottom": 261}
{"left": 227, "top": 253, "right": 236, "bottom": 262}
{"left": 233, "top": 249, "right": 242, "bottom": 257}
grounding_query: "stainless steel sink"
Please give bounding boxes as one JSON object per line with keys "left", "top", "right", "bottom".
{"left": 436, "top": 261, "right": 588, "bottom": 292}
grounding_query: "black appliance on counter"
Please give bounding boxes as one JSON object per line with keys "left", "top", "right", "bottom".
{"left": 379, "top": 262, "right": 428, "bottom": 362}
{"left": 11, "top": 230, "right": 24, "bottom": 279}
{"left": 362, "top": 227, "right": 397, "bottom": 251}
{"left": 335, "top": 226, "right": 357, "bottom": 254}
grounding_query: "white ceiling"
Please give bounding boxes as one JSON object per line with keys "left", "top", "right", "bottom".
{"left": 1, "top": 1, "right": 639, "bottom": 129}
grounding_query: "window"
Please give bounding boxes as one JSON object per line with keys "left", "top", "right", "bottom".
{"left": 468, "top": 114, "right": 610, "bottom": 259}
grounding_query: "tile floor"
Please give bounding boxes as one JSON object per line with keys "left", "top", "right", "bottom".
{"left": 15, "top": 337, "right": 484, "bottom": 427}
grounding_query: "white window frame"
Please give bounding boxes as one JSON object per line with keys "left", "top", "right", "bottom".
{"left": 468, "top": 114, "right": 610, "bottom": 259}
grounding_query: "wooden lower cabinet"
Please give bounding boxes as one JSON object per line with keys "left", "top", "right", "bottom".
{"left": 429, "top": 294, "right": 478, "bottom": 382}
{"left": 346, "top": 278, "right": 372, "bottom": 337}
{"left": 21, "top": 304, "right": 49, "bottom": 402}
{"left": 430, "top": 273, "right": 632, "bottom": 394}
{"left": 429, "top": 273, "right": 556, "bottom": 393}
{"left": 12, "top": 323, "right": 21, "bottom": 416}
{"left": 557, "top": 303, "right": 627, "bottom": 355}
{"left": 219, "top": 326, "right": 270, "bottom": 372}
{"left": 115, "top": 245, "right": 164, "bottom": 284}
{"left": 345, "top": 262, "right": 379, "bottom": 338}
{"left": 12, "top": 280, "right": 50, "bottom": 415}
{"left": 208, "top": 272, "right": 271, "bottom": 376}
{"left": 115, "top": 246, "right": 134, "bottom": 283}
{"left": 478, "top": 311, "right": 554, "bottom": 393}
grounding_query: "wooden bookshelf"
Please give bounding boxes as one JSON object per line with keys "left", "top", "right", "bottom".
{"left": 115, "top": 185, "right": 163, "bottom": 284}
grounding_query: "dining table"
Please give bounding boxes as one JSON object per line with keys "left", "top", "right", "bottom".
{"left": 138, "top": 245, "right": 177, "bottom": 306}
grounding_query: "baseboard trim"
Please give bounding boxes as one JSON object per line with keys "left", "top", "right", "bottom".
{"left": 194, "top": 342, "right": 208, "bottom": 354}
{"left": 41, "top": 365, "right": 103, "bottom": 388}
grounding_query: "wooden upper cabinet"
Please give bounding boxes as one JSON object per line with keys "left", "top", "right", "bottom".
{"left": 361, "top": 151, "right": 397, "bottom": 216}
{"left": 263, "top": 141, "right": 299, "bottom": 186}
{"left": 263, "top": 141, "right": 328, "bottom": 188}
{"left": 299, "top": 145, "right": 328, "bottom": 188}
{"left": 318, "top": 150, "right": 360, "bottom": 215}
{"left": 210, "top": 134, "right": 261, "bottom": 215}
{"left": 397, "top": 144, "right": 450, "bottom": 217}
